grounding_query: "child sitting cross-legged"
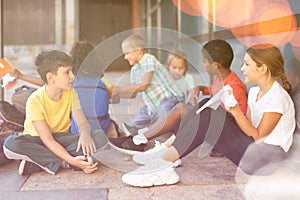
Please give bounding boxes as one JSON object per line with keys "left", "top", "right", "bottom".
{"left": 3, "top": 50, "right": 107, "bottom": 175}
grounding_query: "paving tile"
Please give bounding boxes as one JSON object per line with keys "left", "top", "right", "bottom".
{"left": 0, "top": 188, "right": 107, "bottom": 200}
{"left": 0, "top": 161, "right": 28, "bottom": 192}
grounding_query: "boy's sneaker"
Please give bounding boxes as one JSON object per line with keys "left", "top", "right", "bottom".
{"left": 122, "top": 158, "right": 179, "bottom": 187}
{"left": 19, "top": 160, "right": 43, "bottom": 175}
{"left": 122, "top": 123, "right": 139, "bottom": 136}
{"left": 108, "top": 136, "right": 146, "bottom": 155}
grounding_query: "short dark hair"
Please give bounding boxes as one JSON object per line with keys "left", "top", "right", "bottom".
{"left": 201, "top": 39, "right": 234, "bottom": 69}
{"left": 35, "top": 50, "right": 72, "bottom": 83}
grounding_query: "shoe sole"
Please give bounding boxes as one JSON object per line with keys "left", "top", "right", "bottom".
{"left": 122, "top": 169, "right": 179, "bottom": 187}
{"left": 18, "top": 160, "right": 26, "bottom": 175}
{"left": 108, "top": 141, "right": 142, "bottom": 156}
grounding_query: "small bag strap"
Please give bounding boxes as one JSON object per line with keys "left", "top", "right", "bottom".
{"left": 14, "top": 85, "right": 35, "bottom": 93}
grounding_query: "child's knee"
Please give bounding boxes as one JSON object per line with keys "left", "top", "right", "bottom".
{"left": 3, "top": 135, "right": 19, "bottom": 151}
{"left": 3, "top": 135, "right": 21, "bottom": 159}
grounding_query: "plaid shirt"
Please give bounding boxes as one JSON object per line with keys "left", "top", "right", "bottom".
{"left": 131, "top": 53, "right": 183, "bottom": 114}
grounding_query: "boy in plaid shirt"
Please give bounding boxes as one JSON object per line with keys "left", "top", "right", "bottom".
{"left": 111, "top": 35, "right": 184, "bottom": 136}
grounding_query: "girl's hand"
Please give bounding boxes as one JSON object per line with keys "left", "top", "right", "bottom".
{"left": 227, "top": 104, "right": 240, "bottom": 116}
{"left": 221, "top": 85, "right": 238, "bottom": 110}
{"left": 9, "top": 68, "right": 22, "bottom": 78}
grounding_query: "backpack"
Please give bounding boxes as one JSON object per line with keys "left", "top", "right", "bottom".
{"left": 70, "top": 77, "right": 111, "bottom": 134}
{"left": 0, "top": 100, "right": 25, "bottom": 132}
{"left": 11, "top": 85, "right": 36, "bottom": 114}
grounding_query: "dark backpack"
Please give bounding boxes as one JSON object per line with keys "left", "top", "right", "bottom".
{"left": 11, "top": 85, "right": 36, "bottom": 114}
{"left": 0, "top": 100, "right": 25, "bottom": 132}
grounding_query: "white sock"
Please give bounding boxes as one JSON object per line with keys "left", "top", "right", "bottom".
{"left": 133, "top": 133, "right": 148, "bottom": 145}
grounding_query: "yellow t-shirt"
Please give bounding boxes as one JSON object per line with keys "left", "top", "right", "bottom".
{"left": 100, "top": 76, "right": 111, "bottom": 89}
{"left": 23, "top": 85, "right": 81, "bottom": 136}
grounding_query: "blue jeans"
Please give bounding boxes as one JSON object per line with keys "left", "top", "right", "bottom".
{"left": 131, "top": 96, "right": 181, "bottom": 129}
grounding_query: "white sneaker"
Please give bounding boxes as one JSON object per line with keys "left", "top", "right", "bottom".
{"left": 122, "top": 158, "right": 179, "bottom": 187}
{"left": 132, "top": 140, "right": 168, "bottom": 164}
{"left": 132, "top": 141, "right": 182, "bottom": 167}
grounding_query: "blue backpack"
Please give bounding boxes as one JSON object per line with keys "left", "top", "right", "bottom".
{"left": 70, "top": 77, "right": 110, "bottom": 134}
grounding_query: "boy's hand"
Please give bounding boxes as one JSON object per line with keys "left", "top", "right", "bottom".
{"left": 193, "top": 86, "right": 199, "bottom": 97}
{"left": 109, "top": 85, "right": 117, "bottom": 95}
{"left": 189, "top": 93, "right": 198, "bottom": 106}
{"left": 72, "top": 155, "right": 98, "bottom": 174}
{"left": 9, "top": 68, "right": 22, "bottom": 78}
{"left": 108, "top": 85, "right": 121, "bottom": 103}
{"left": 189, "top": 86, "right": 201, "bottom": 105}
{"left": 76, "top": 133, "right": 96, "bottom": 156}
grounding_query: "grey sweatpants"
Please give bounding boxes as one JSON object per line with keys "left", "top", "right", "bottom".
{"left": 3, "top": 129, "right": 107, "bottom": 174}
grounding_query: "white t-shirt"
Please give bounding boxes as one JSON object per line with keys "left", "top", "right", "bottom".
{"left": 248, "top": 81, "right": 295, "bottom": 152}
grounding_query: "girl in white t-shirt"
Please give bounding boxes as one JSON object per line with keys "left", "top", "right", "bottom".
{"left": 121, "top": 43, "right": 296, "bottom": 187}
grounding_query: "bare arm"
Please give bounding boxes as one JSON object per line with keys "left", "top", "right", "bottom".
{"left": 10, "top": 68, "right": 44, "bottom": 86}
{"left": 229, "top": 105, "right": 282, "bottom": 140}
{"left": 111, "top": 71, "right": 153, "bottom": 98}
{"left": 72, "top": 109, "right": 96, "bottom": 156}
{"left": 33, "top": 120, "right": 97, "bottom": 173}
{"left": 189, "top": 85, "right": 207, "bottom": 105}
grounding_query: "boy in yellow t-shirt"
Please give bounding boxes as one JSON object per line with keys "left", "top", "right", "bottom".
{"left": 3, "top": 50, "right": 107, "bottom": 175}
